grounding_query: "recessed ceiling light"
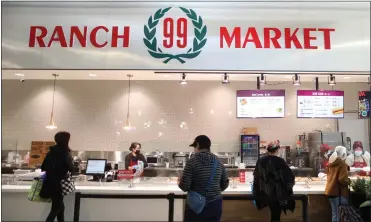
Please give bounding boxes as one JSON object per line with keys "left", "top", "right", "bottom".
{"left": 14, "top": 73, "right": 24, "bottom": 76}
{"left": 89, "top": 73, "right": 97, "bottom": 77}
{"left": 164, "top": 74, "right": 170, "bottom": 77}
{"left": 285, "top": 75, "right": 291, "bottom": 79}
{"left": 343, "top": 76, "right": 351, "bottom": 79}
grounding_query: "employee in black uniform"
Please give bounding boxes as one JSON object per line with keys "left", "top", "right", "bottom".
{"left": 125, "top": 142, "right": 148, "bottom": 171}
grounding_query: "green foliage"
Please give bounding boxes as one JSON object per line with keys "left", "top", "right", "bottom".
{"left": 351, "top": 178, "right": 368, "bottom": 194}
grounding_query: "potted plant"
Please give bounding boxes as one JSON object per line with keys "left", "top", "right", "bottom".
{"left": 350, "top": 178, "right": 368, "bottom": 208}
{"left": 359, "top": 179, "right": 371, "bottom": 221}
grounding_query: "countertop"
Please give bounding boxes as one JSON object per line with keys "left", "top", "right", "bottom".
{"left": 2, "top": 180, "right": 325, "bottom": 195}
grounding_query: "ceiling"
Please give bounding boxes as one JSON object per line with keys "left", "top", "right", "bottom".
{"left": 1, "top": 70, "right": 370, "bottom": 83}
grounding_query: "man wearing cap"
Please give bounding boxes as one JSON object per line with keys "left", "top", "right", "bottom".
{"left": 319, "top": 144, "right": 333, "bottom": 169}
{"left": 178, "top": 135, "right": 229, "bottom": 222}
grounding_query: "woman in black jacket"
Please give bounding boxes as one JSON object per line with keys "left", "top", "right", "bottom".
{"left": 41, "top": 131, "right": 73, "bottom": 222}
{"left": 253, "top": 141, "right": 295, "bottom": 222}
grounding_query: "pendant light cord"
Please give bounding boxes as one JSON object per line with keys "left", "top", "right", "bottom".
{"left": 127, "top": 76, "right": 131, "bottom": 119}
{"left": 51, "top": 75, "right": 57, "bottom": 117}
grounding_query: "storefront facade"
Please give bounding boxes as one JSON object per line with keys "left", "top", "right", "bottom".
{"left": 1, "top": 1, "right": 371, "bottom": 222}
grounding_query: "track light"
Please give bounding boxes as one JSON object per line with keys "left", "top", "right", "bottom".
{"left": 179, "top": 73, "right": 187, "bottom": 85}
{"left": 259, "top": 74, "right": 266, "bottom": 85}
{"left": 328, "top": 74, "right": 336, "bottom": 86}
{"left": 293, "top": 74, "right": 301, "bottom": 86}
{"left": 222, "top": 73, "right": 230, "bottom": 84}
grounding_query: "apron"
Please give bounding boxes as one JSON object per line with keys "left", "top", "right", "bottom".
{"left": 353, "top": 156, "right": 368, "bottom": 176}
{"left": 129, "top": 158, "right": 144, "bottom": 177}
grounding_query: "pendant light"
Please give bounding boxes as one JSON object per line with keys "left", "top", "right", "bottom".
{"left": 123, "top": 74, "right": 133, "bottom": 131}
{"left": 46, "top": 74, "right": 58, "bottom": 130}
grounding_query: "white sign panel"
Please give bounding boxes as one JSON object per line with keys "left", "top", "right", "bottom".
{"left": 297, "top": 90, "right": 344, "bottom": 118}
{"left": 237, "top": 90, "right": 285, "bottom": 118}
{"left": 1, "top": 2, "right": 370, "bottom": 71}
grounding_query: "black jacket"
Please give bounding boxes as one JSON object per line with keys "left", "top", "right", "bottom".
{"left": 40, "top": 145, "right": 73, "bottom": 198}
{"left": 124, "top": 153, "right": 148, "bottom": 169}
{"left": 253, "top": 155, "right": 295, "bottom": 213}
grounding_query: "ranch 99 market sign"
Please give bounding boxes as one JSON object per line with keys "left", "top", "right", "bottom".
{"left": 1, "top": 2, "right": 370, "bottom": 71}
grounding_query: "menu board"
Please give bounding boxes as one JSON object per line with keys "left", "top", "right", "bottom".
{"left": 236, "top": 90, "right": 285, "bottom": 118}
{"left": 297, "top": 90, "right": 344, "bottom": 118}
{"left": 358, "top": 91, "right": 371, "bottom": 118}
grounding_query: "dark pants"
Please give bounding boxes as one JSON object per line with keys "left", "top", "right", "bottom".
{"left": 184, "top": 198, "right": 222, "bottom": 222}
{"left": 46, "top": 195, "right": 65, "bottom": 222}
{"left": 269, "top": 203, "right": 282, "bottom": 222}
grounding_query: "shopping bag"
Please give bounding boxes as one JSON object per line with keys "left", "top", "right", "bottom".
{"left": 61, "top": 172, "right": 75, "bottom": 196}
{"left": 28, "top": 177, "right": 51, "bottom": 203}
{"left": 338, "top": 184, "right": 364, "bottom": 222}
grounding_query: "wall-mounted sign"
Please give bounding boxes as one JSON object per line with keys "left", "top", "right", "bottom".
{"left": 29, "top": 141, "right": 55, "bottom": 167}
{"left": 358, "top": 91, "right": 371, "bottom": 118}
{"left": 297, "top": 90, "right": 344, "bottom": 118}
{"left": 237, "top": 90, "right": 285, "bottom": 118}
{"left": 2, "top": 2, "right": 369, "bottom": 71}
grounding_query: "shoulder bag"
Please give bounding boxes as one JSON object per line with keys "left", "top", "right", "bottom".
{"left": 61, "top": 172, "right": 75, "bottom": 196}
{"left": 186, "top": 160, "right": 218, "bottom": 214}
{"left": 338, "top": 183, "right": 364, "bottom": 222}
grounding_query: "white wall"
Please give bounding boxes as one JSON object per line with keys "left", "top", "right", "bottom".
{"left": 2, "top": 80, "right": 369, "bottom": 152}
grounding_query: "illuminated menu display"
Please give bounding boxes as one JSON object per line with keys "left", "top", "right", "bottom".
{"left": 297, "top": 90, "right": 344, "bottom": 118}
{"left": 358, "top": 91, "right": 371, "bottom": 119}
{"left": 237, "top": 90, "right": 285, "bottom": 118}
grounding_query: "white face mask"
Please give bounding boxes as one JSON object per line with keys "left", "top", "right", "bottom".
{"left": 354, "top": 151, "right": 363, "bottom": 157}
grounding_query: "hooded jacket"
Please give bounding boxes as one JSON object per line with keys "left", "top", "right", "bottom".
{"left": 325, "top": 157, "right": 350, "bottom": 197}
{"left": 178, "top": 149, "right": 229, "bottom": 200}
{"left": 40, "top": 145, "right": 74, "bottom": 198}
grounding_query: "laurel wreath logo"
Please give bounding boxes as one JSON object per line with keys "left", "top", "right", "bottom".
{"left": 143, "top": 7, "right": 207, "bottom": 64}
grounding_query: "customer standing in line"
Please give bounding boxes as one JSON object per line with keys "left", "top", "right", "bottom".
{"left": 40, "top": 131, "right": 74, "bottom": 222}
{"left": 324, "top": 146, "right": 350, "bottom": 222}
{"left": 178, "top": 135, "right": 229, "bottom": 222}
{"left": 253, "top": 140, "right": 295, "bottom": 222}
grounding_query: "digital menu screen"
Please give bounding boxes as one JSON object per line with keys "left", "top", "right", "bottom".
{"left": 236, "top": 90, "right": 285, "bottom": 118}
{"left": 358, "top": 91, "right": 371, "bottom": 118}
{"left": 297, "top": 90, "right": 344, "bottom": 118}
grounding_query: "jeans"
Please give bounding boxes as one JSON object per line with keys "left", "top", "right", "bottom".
{"left": 269, "top": 203, "right": 282, "bottom": 222}
{"left": 184, "top": 198, "right": 222, "bottom": 222}
{"left": 46, "top": 195, "right": 65, "bottom": 222}
{"left": 329, "top": 197, "right": 348, "bottom": 222}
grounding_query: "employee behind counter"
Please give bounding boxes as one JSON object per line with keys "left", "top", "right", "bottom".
{"left": 125, "top": 142, "right": 148, "bottom": 171}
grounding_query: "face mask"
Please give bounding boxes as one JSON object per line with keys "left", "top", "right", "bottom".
{"left": 354, "top": 151, "right": 363, "bottom": 157}
{"left": 135, "top": 150, "right": 140, "bottom": 155}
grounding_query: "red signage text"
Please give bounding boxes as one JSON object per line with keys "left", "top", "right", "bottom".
{"left": 220, "top": 27, "right": 335, "bottom": 49}
{"left": 29, "top": 26, "right": 130, "bottom": 48}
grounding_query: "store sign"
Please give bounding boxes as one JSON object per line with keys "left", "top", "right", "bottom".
{"left": 2, "top": 2, "right": 370, "bottom": 70}
{"left": 28, "top": 7, "right": 335, "bottom": 65}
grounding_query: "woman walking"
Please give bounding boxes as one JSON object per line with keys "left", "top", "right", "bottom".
{"left": 40, "top": 131, "right": 74, "bottom": 222}
{"left": 253, "top": 141, "right": 295, "bottom": 222}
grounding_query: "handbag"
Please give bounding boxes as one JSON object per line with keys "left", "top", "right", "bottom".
{"left": 60, "top": 172, "right": 75, "bottom": 196}
{"left": 28, "top": 177, "right": 51, "bottom": 203}
{"left": 338, "top": 184, "right": 364, "bottom": 222}
{"left": 186, "top": 160, "right": 218, "bottom": 214}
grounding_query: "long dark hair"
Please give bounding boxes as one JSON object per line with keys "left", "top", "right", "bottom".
{"left": 54, "top": 131, "right": 71, "bottom": 152}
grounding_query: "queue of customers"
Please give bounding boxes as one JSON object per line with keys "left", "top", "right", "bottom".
{"left": 40, "top": 132, "right": 352, "bottom": 222}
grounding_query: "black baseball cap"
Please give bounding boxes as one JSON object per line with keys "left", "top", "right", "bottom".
{"left": 189, "top": 135, "right": 211, "bottom": 149}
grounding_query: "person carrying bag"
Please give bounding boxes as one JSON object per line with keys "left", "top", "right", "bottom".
{"left": 178, "top": 135, "right": 229, "bottom": 222}
{"left": 187, "top": 160, "right": 218, "bottom": 214}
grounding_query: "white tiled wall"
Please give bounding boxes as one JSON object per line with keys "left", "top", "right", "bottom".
{"left": 1, "top": 80, "right": 369, "bottom": 152}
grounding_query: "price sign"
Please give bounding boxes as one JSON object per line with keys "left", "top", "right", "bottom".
{"left": 117, "top": 169, "right": 134, "bottom": 180}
